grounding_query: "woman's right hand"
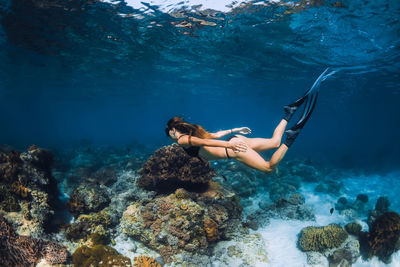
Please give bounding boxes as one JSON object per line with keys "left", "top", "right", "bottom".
{"left": 229, "top": 139, "right": 248, "bottom": 153}
{"left": 235, "top": 127, "right": 251, "bottom": 135}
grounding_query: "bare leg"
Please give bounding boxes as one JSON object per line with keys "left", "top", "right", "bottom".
{"left": 228, "top": 143, "right": 289, "bottom": 173}
{"left": 236, "top": 120, "right": 288, "bottom": 152}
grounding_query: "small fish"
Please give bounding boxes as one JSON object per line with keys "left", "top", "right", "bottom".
{"left": 330, "top": 208, "right": 334, "bottom": 214}
{"left": 221, "top": 175, "right": 228, "bottom": 181}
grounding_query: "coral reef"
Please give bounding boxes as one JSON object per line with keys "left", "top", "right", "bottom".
{"left": 211, "top": 160, "right": 265, "bottom": 198}
{"left": 91, "top": 166, "right": 119, "bottom": 186}
{"left": 367, "top": 212, "right": 400, "bottom": 263}
{"left": 335, "top": 194, "right": 371, "bottom": 219}
{"left": 72, "top": 244, "right": 131, "bottom": 266}
{"left": 367, "top": 196, "right": 391, "bottom": 228}
{"left": 67, "top": 182, "right": 111, "bottom": 217}
{"left": 304, "top": 236, "right": 360, "bottom": 266}
{"left": 298, "top": 224, "right": 348, "bottom": 252}
{"left": 288, "top": 160, "right": 322, "bottom": 182}
{"left": 121, "top": 181, "right": 242, "bottom": 263}
{"left": 0, "top": 146, "right": 62, "bottom": 236}
{"left": 315, "top": 180, "right": 344, "bottom": 196}
{"left": 66, "top": 207, "right": 116, "bottom": 242}
{"left": 328, "top": 248, "right": 353, "bottom": 267}
{"left": 0, "top": 183, "right": 21, "bottom": 212}
{"left": 246, "top": 192, "right": 315, "bottom": 228}
{"left": 345, "top": 222, "right": 362, "bottom": 237}
{"left": 137, "top": 144, "right": 217, "bottom": 193}
{"left": 356, "top": 194, "right": 369, "bottom": 203}
{"left": 133, "top": 255, "right": 161, "bottom": 267}
{"left": 0, "top": 214, "right": 68, "bottom": 266}
{"left": 375, "top": 196, "right": 390, "bottom": 213}
{"left": 204, "top": 217, "right": 218, "bottom": 242}
{"left": 210, "top": 232, "right": 269, "bottom": 266}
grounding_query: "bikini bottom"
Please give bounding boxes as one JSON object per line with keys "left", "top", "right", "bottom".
{"left": 225, "top": 135, "right": 239, "bottom": 159}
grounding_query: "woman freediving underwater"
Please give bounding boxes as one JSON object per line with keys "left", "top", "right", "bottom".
{"left": 165, "top": 88, "right": 318, "bottom": 173}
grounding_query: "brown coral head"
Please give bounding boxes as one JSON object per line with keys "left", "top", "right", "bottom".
{"left": 367, "top": 212, "right": 400, "bottom": 263}
{"left": 11, "top": 182, "right": 29, "bottom": 199}
{"left": 133, "top": 255, "right": 161, "bottom": 267}
{"left": 204, "top": 217, "right": 218, "bottom": 242}
{"left": 28, "top": 145, "right": 38, "bottom": 151}
{"left": 174, "top": 188, "right": 191, "bottom": 199}
{"left": 0, "top": 152, "right": 7, "bottom": 163}
{"left": 137, "top": 144, "right": 216, "bottom": 193}
{"left": 8, "top": 150, "right": 21, "bottom": 164}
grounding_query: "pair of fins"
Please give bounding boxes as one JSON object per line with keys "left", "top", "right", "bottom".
{"left": 283, "top": 69, "right": 325, "bottom": 147}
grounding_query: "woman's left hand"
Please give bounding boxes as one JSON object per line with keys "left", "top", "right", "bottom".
{"left": 235, "top": 127, "right": 251, "bottom": 135}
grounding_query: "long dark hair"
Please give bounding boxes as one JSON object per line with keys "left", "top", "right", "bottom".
{"left": 165, "top": 117, "right": 212, "bottom": 139}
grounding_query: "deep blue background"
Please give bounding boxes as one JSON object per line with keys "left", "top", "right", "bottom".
{"left": 0, "top": 0, "right": 399, "bottom": 171}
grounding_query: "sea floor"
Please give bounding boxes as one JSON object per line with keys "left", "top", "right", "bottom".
{"left": 254, "top": 171, "right": 400, "bottom": 267}
{"left": 1, "top": 144, "right": 399, "bottom": 266}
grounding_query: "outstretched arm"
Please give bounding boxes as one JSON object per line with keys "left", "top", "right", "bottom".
{"left": 177, "top": 135, "right": 247, "bottom": 152}
{"left": 210, "top": 127, "right": 251, "bottom": 138}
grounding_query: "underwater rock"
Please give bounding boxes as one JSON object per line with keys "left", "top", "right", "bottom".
{"left": 66, "top": 207, "right": 116, "bottom": 242}
{"left": 137, "top": 144, "right": 217, "bottom": 193}
{"left": 289, "top": 161, "right": 321, "bottom": 182}
{"left": 367, "top": 212, "right": 400, "bottom": 264}
{"left": 341, "top": 239, "right": 361, "bottom": 264}
{"left": 72, "top": 244, "right": 131, "bottom": 266}
{"left": 274, "top": 193, "right": 315, "bottom": 221}
{"left": 306, "top": 251, "right": 329, "bottom": 266}
{"left": 328, "top": 248, "right": 352, "bottom": 267}
{"left": 345, "top": 222, "right": 362, "bottom": 237}
{"left": 305, "top": 236, "right": 360, "bottom": 266}
{"left": 299, "top": 224, "right": 348, "bottom": 252}
{"left": 0, "top": 146, "right": 62, "bottom": 236}
{"left": 249, "top": 192, "right": 315, "bottom": 224}
{"left": 0, "top": 214, "right": 68, "bottom": 266}
{"left": 375, "top": 196, "right": 390, "bottom": 214}
{"left": 314, "top": 180, "right": 344, "bottom": 196}
{"left": 336, "top": 195, "right": 371, "bottom": 219}
{"left": 356, "top": 194, "right": 368, "bottom": 203}
{"left": 335, "top": 197, "right": 348, "bottom": 211}
{"left": 269, "top": 182, "right": 298, "bottom": 203}
{"left": 210, "top": 233, "right": 269, "bottom": 266}
{"left": 67, "top": 182, "right": 111, "bottom": 217}
{"left": 133, "top": 255, "right": 161, "bottom": 267}
{"left": 212, "top": 160, "right": 264, "bottom": 198}
{"left": 367, "top": 196, "right": 391, "bottom": 227}
{"left": 121, "top": 181, "right": 242, "bottom": 263}
{"left": 91, "top": 166, "right": 118, "bottom": 186}
{"left": 376, "top": 196, "right": 390, "bottom": 210}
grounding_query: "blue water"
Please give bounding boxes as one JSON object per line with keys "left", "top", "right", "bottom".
{"left": 1, "top": 0, "right": 399, "bottom": 173}
{"left": 1, "top": 1, "right": 400, "bottom": 266}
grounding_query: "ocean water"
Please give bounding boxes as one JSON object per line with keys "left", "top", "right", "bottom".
{"left": 1, "top": 0, "right": 400, "bottom": 266}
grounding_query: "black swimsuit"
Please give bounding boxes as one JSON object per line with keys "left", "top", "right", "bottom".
{"left": 178, "top": 134, "right": 238, "bottom": 159}
{"left": 178, "top": 134, "right": 200, "bottom": 157}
